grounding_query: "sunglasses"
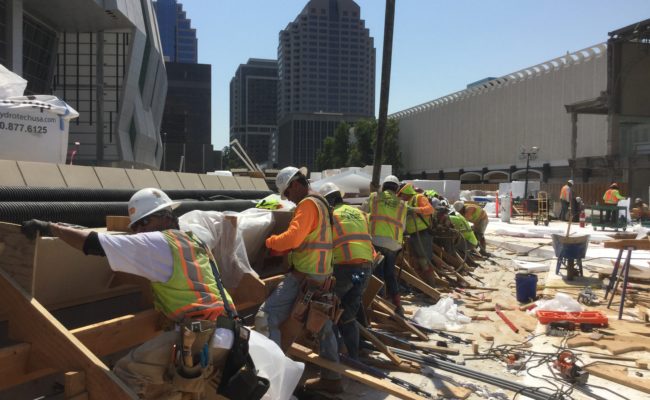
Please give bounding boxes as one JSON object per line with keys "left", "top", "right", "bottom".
{"left": 133, "top": 210, "right": 173, "bottom": 229}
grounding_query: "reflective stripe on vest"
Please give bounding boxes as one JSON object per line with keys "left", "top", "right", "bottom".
{"left": 449, "top": 214, "right": 478, "bottom": 246}
{"left": 153, "top": 230, "right": 230, "bottom": 322}
{"left": 603, "top": 189, "right": 620, "bottom": 204}
{"left": 368, "top": 191, "right": 406, "bottom": 243}
{"left": 332, "top": 204, "right": 374, "bottom": 264}
{"left": 405, "top": 194, "right": 431, "bottom": 234}
{"left": 290, "top": 196, "right": 333, "bottom": 275}
{"left": 465, "top": 204, "right": 487, "bottom": 224}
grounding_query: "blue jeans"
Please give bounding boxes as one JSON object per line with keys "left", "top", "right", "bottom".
{"left": 333, "top": 263, "right": 371, "bottom": 360}
{"left": 374, "top": 246, "right": 399, "bottom": 296}
{"left": 259, "top": 272, "right": 340, "bottom": 379}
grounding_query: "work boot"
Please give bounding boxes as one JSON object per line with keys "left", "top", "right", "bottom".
{"left": 303, "top": 377, "right": 343, "bottom": 394}
{"left": 391, "top": 294, "right": 405, "bottom": 317}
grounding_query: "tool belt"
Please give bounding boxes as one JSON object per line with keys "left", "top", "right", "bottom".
{"left": 168, "top": 319, "right": 217, "bottom": 395}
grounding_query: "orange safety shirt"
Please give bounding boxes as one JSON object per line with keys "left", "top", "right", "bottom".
{"left": 266, "top": 198, "right": 319, "bottom": 252}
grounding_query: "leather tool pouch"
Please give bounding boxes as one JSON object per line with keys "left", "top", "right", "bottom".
{"left": 305, "top": 302, "right": 330, "bottom": 334}
{"left": 171, "top": 320, "right": 216, "bottom": 394}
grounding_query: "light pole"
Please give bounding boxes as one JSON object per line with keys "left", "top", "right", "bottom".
{"left": 161, "top": 132, "right": 167, "bottom": 171}
{"left": 519, "top": 146, "right": 539, "bottom": 200}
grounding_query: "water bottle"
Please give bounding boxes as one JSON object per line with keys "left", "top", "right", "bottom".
{"left": 211, "top": 327, "right": 234, "bottom": 368}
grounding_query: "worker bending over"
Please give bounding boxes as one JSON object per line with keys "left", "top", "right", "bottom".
{"left": 319, "top": 183, "right": 373, "bottom": 360}
{"left": 22, "top": 188, "right": 240, "bottom": 399}
{"left": 398, "top": 183, "right": 436, "bottom": 296}
{"left": 255, "top": 166, "right": 341, "bottom": 393}
{"left": 361, "top": 175, "right": 406, "bottom": 315}
{"left": 603, "top": 183, "right": 626, "bottom": 224}
{"left": 453, "top": 201, "right": 489, "bottom": 256}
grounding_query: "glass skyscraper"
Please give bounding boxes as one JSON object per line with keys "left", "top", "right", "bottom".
{"left": 153, "top": 0, "right": 197, "bottom": 63}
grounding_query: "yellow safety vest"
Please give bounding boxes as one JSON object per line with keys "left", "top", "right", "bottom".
{"left": 289, "top": 196, "right": 333, "bottom": 275}
{"left": 603, "top": 189, "right": 623, "bottom": 205}
{"left": 405, "top": 194, "right": 431, "bottom": 234}
{"left": 449, "top": 214, "right": 478, "bottom": 247}
{"left": 153, "top": 230, "right": 231, "bottom": 322}
{"left": 464, "top": 204, "right": 487, "bottom": 224}
{"left": 331, "top": 204, "right": 373, "bottom": 264}
{"left": 368, "top": 191, "right": 406, "bottom": 244}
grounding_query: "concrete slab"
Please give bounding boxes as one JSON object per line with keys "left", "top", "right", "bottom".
{"left": 199, "top": 174, "right": 225, "bottom": 190}
{"left": 125, "top": 169, "right": 159, "bottom": 189}
{"left": 94, "top": 167, "right": 133, "bottom": 189}
{"left": 0, "top": 160, "right": 25, "bottom": 186}
{"left": 235, "top": 176, "right": 256, "bottom": 190}
{"left": 218, "top": 175, "right": 240, "bottom": 190}
{"left": 58, "top": 164, "right": 102, "bottom": 188}
{"left": 152, "top": 171, "right": 184, "bottom": 190}
{"left": 177, "top": 173, "right": 205, "bottom": 190}
{"left": 18, "top": 161, "right": 66, "bottom": 187}
{"left": 251, "top": 177, "right": 269, "bottom": 191}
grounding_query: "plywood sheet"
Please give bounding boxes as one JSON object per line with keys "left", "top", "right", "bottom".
{"left": 152, "top": 171, "right": 183, "bottom": 189}
{"left": 18, "top": 160, "right": 66, "bottom": 187}
{"left": 0, "top": 222, "right": 36, "bottom": 294}
{"left": 218, "top": 175, "right": 240, "bottom": 190}
{"left": 125, "top": 169, "right": 159, "bottom": 189}
{"left": 58, "top": 164, "right": 102, "bottom": 188}
{"left": 177, "top": 172, "right": 205, "bottom": 190}
{"left": 251, "top": 177, "right": 269, "bottom": 190}
{"left": 0, "top": 159, "right": 25, "bottom": 186}
{"left": 94, "top": 167, "right": 133, "bottom": 189}
{"left": 235, "top": 176, "right": 255, "bottom": 190}
{"left": 199, "top": 174, "right": 224, "bottom": 189}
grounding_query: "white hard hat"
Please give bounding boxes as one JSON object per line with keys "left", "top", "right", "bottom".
{"left": 382, "top": 175, "right": 399, "bottom": 185}
{"left": 318, "top": 182, "right": 344, "bottom": 198}
{"left": 568, "top": 180, "right": 574, "bottom": 185}
{"left": 453, "top": 201, "right": 464, "bottom": 213}
{"left": 128, "top": 188, "right": 180, "bottom": 228}
{"left": 275, "top": 166, "right": 300, "bottom": 199}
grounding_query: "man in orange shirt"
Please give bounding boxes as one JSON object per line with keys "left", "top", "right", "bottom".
{"left": 559, "top": 180, "right": 573, "bottom": 221}
{"left": 255, "top": 166, "right": 341, "bottom": 393}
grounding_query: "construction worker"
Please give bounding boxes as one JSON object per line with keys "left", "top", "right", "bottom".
{"left": 255, "top": 166, "right": 341, "bottom": 393}
{"left": 21, "top": 188, "right": 235, "bottom": 399}
{"left": 632, "top": 198, "right": 650, "bottom": 222}
{"left": 603, "top": 183, "right": 626, "bottom": 224}
{"left": 448, "top": 210, "right": 479, "bottom": 251}
{"left": 453, "top": 201, "right": 489, "bottom": 256}
{"left": 559, "top": 180, "right": 574, "bottom": 221}
{"left": 319, "top": 182, "right": 373, "bottom": 360}
{"left": 361, "top": 175, "right": 406, "bottom": 314}
{"left": 398, "top": 183, "right": 436, "bottom": 293}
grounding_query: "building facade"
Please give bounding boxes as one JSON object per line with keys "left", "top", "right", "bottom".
{"left": 277, "top": 0, "right": 375, "bottom": 169}
{"left": 153, "top": 0, "right": 197, "bottom": 63}
{"left": 0, "top": 0, "right": 168, "bottom": 168}
{"left": 230, "top": 59, "right": 278, "bottom": 167}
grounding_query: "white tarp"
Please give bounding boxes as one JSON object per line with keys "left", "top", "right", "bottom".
{"left": 0, "top": 95, "right": 79, "bottom": 163}
{"left": 311, "top": 169, "right": 372, "bottom": 196}
{"left": 0, "top": 64, "right": 27, "bottom": 97}
{"left": 406, "top": 180, "right": 461, "bottom": 201}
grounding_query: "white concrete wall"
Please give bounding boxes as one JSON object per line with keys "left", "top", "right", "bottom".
{"left": 392, "top": 44, "right": 608, "bottom": 174}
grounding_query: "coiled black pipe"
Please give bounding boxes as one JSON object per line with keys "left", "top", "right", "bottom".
{"left": 0, "top": 200, "right": 257, "bottom": 227}
{"left": 0, "top": 187, "right": 272, "bottom": 202}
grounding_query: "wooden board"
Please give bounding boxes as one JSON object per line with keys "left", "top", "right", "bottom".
{"left": 604, "top": 239, "right": 650, "bottom": 250}
{"left": 0, "top": 222, "right": 36, "bottom": 294}
{"left": 0, "top": 268, "right": 137, "bottom": 399}
{"left": 585, "top": 362, "right": 650, "bottom": 394}
{"left": 396, "top": 266, "right": 441, "bottom": 301}
{"left": 372, "top": 299, "right": 428, "bottom": 341}
{"left": 362, "top": 275, "right": 384, "bottom": 312}
{"left": 567, "top": 334, "right": 650, "bottom": 355}
{"left": 502, "top": 310, "right": 538, "bottom": 333}
{"left": 288, "top": 343, "right": 429, "bottom": 400}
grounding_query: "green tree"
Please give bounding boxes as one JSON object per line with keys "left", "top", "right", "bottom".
{"left": 315, "top": 136, "right": 335, "bottom": 171}
{"left": 382, "top": 118, "right": 403, "bottom": 175}
{"left": 351, "top": 118, "right": 376, "bottom": 166}
{"left": 222, "top": 146, "right": 246, "bottom": 170}
{"left": 331, "top": 122, "right": 350, "bottom": 167}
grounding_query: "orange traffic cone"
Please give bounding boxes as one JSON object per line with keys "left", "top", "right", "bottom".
{"left": 579, "top": 210, "right": 586, "bottom": 228}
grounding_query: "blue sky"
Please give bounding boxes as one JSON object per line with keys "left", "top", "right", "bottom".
{"left": 179, "top": 0, "right": 650, "bottom": 150}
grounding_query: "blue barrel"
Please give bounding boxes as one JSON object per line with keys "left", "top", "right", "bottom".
{"left": 515, "top": 273, "right": 538, "bottom": 303}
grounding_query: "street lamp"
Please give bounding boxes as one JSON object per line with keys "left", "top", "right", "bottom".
{"left": 519, "top": 145, "right": 539, "bottom": 201}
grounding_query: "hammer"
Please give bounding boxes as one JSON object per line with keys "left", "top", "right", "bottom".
{"left": 182, "top": 327, "right": 196, "bottom": 367}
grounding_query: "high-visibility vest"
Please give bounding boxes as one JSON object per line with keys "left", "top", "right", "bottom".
{"left": 331, "top": 204, "right": 374, "bottom": 264}
{"left": 289, "top": 196, "right": 333, "bottom": 275}
{"left": 153, "top": 230, "right": 232, "bottom": 322}
{"left": 560, "top": 185, "right": 571, "bottom": 202}
{"left": 603, "top": 189, "right": 622, "bottom": 205}
{"left": 449, "top": 214, "right": 478, "bottom": 247}
{"left": 368, "top": 191, "right": 406, "bottom": 244}
{"left": 464, "top": 204, "right": 487, "bottom": 224}
{"left": 405, "top": 194, "right": 431, "bottom": 234}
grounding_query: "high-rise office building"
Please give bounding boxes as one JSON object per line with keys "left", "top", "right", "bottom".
{"left": 153, "top": 0, "right": 197, "bottom": 63}
{"left": 276, "top": 0, "right": 375, "bottom": 169}
{"left": 230, "top": 59, "right": 278, "bottom": 167}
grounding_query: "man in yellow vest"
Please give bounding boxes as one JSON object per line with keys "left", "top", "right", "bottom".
{"left": 21, "top": 188, "right": 235, "bottom": 399}
{"left": 319, "top": 182, "right": 373, "bottom": 360}
{"left": 453, "top": 201, "right": 489, "bottom": 256}
{"left": 256, "top": 166, "right": 341, "bottom": 393}
{"left": 398, "top": 183, "right": 436, "bottom": 293}
{"left": 603, "top": 182, "right": 626, "bottom": 224}
{"left": 361, "top": 175, "right": 407, "bottom": 314}
{"left": 559, "top": 180, "right": 573, "bottom": 221}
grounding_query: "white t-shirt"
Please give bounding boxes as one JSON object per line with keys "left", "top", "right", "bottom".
{"left": 98, "top": 231, "right": 174, "bottom": 282}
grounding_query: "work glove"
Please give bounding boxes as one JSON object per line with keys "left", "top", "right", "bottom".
{"left": 21, "top": 219, "right": 53, "bottom": 239}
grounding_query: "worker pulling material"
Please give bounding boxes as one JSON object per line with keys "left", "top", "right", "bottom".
{"left": 453, "top": 200, "right": 489, "bottom": 256}
{"left": 21, "top": 188, "right": 268, "bottom": 399}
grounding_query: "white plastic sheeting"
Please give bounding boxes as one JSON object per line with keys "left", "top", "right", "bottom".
{"left": 405, "top": 180, "right": 461, "bottom": 202}
{"left": 413, "top": 297, "right": 471, "bottom": 330}
{"left": 0, "top": 64, "right": 27, "bottom": 97}
{"left": 311, "top": 169, "right": 372, "bottom": 196}
{"left": 249, "top": 330, "right": 304, "bottom": 400}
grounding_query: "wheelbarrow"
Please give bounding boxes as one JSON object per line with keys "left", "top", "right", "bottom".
{"left": 551, "top": 234, "right": 590, "bottom": 281}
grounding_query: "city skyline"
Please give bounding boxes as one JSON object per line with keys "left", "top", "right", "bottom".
{"left": 179, "top": 0, "right": 650, "bottom": 151}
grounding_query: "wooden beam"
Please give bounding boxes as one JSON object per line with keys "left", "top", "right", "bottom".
{"left": 604, "top": 239, "right": 650, "bottom": 250}
{"left": 65, "top": 371, "right": 87, "bottom": 399}
{"left": 357, "top": 322, "right": 402, "bottom": 366}
{"left": 288, "top": 343, "right": 428, "bottom": 400}
{"left": 372, "top": 299, "right": 428, "bottom": 341}
{"left": 395, "top": 266, "right": 441, "bottom": 301}
{"left": 585, "top": 362, "right": 650, "bottom": 394}
{"left": 0, "top": 267, "right": 137, "bottom": 399}
{"left": 362, "top": 275, "right": 384, "bottom": 312}
{"left": 0, "top": 222, "right": 36, "bottom": 293}
{"left": 0, "top": 343, "right": 55, "bottom": 390}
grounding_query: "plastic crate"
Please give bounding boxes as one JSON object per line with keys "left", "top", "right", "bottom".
{"left": 536, "top": 310, "right": 608, "bottom": 326}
